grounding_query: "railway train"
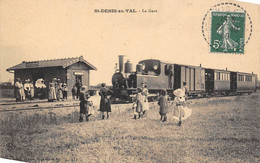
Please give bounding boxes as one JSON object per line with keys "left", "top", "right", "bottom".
{"left": 111, "top": 55, "right": 257, "bottom": 102}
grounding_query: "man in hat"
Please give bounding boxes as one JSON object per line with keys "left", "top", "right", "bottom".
{"left": 75, "top": 80, "right": 82, "bottom": 99}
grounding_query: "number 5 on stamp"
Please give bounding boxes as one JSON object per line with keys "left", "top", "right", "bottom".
{"left": 210, "top": 12, "right": 245, "bottom": 54}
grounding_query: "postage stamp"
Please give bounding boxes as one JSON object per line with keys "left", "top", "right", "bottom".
{"left": 210, "top": 12, "right": 245, "bottom": 53}
{"left": 201, "top": 2, "right": 253, "bottom": 54}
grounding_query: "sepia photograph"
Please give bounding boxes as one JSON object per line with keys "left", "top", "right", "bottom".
{"left": 0, "top": 0, "right": 259, "bottom": 162}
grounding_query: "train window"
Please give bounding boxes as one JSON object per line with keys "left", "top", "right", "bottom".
{"left": 238, "top": 75, "right": 245, "bottom": 81}
{"left": 142, "top": 63, "right": 146, "bottom": 70}
{"left": 224, "top": 73, "right": 226, "bottom": 81}
{"left": 245, "top": 75, "right": 252, "bottom": 82}
{"left": 227, "top": 74, "right": 230, "bottom": 81}
{"left": 218, "top": 72, "right": 221, "bottom": 80}
{"left": 153, "top": 62, "right": 159, "bottom": 70}
{"left": 214, "top": 72, "right": 218, "bottom": 80}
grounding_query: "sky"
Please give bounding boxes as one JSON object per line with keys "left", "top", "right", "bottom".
{"left": 0, "top": 0, "right": 259, "bottom": 85}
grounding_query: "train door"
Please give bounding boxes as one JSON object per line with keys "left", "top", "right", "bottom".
{"left": 230, "top": 72, "right": 237, "bottom": 92}
{"left": 205, "top": 69, "right": 214, "bottom": 93}
{"left": 164, "top": 64, "right": 174, "bottom": 89}
{"left": 174, "top": 65, "right": 181, "bottom": 90}
{"left": 190, "top": 68, "right": 195, "bottom": 91}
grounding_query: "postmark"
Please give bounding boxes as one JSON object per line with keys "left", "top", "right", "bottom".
{"left": 202, "top": 3, "right": 253, "bottom": 54}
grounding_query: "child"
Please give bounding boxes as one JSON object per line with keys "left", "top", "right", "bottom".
{"left": 79, "top": 86, "right": 93, "bottom": 122}
{"left": 158, "top": 89, "right": 169, "bottom": 122}
{"left": 173, "top": 89, "right": 186, "bottom": 126}
{"left": 62, "top": 83, "right": 68, "bottom": 100}
{"left": 71, "top": 85, "right": 77, "bottom": 100}
{"left": 132, "top": 88, "right": 144, "bottom": 119}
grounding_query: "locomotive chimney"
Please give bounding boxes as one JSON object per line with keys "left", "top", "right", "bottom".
{"left": 118, "top": 55, "right": 125, "bottom": 73}
{"left": 200, "top": 64, "right": 201, "bottom": 67}
{"left": 226, "top": 67, "right": 227, "bottom": 71}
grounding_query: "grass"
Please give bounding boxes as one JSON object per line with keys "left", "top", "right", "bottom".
{"left": 0, "top": 93, "right": 259, "bottom": 162}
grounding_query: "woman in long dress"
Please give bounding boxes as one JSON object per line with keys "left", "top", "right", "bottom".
{"left": 99, "top": 83, "right": 113, "bottom": 120}
{"left": 173, "top": 89, "right": 192, "bottom": 126}
{"left": 48, "top": 79, "right": 56, "bottom": 102}
{"left": 141, "top": 82, "right": 149, "bottom": 117}
{"left": 15, "top": 78, "right": 24, "bottom": 102}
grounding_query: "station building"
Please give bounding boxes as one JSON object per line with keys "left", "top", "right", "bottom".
{"left": 6, "top": 56, "right": 97, "bottom": 97}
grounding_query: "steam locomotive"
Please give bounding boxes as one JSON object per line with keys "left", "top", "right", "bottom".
{"left": 111, "top": 55, "right": 257, "bottom": 102}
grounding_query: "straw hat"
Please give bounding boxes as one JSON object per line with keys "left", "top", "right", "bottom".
{"left": 173, "top": 88, "right": 185, "bottom": 97}
{"left": 80, "top": 85, "right": 88, "bottom": 92}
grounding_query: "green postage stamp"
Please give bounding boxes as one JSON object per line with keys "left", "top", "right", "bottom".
{"left": 210, "top": 12, "right": 245, "bottom": 53}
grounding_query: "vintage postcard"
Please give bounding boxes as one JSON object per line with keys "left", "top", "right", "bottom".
{"left": 0, "top": 0, "right": 259, "bottom": 162}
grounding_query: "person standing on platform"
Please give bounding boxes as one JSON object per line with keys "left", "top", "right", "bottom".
{"left": 99, "top": 83, "right": 113, "bottom": 120}
{"left": 75, "top": 80, "right": 82, "bottom": 99}
{"left": 62, "top": 83, "right": 68, "bottom": 100}
{"left": 48, "top": 78, "right": 56, "bottom": 102}
{"left": 24, "top": 79, "right": 31, "bottom": 100}
{"left": 72, "top": 85, "right": 77, "bottom": 100}
{"left": 15, "top": 78, "right": 24, "bottom": 102}
{"left": 30, "top": 80, "right": 35, "bottom": 99}
{"left": 56, "top": 80, "right": 63, "bottom": 101}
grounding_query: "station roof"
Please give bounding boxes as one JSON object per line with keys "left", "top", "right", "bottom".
{"left": 6, "top": 56, "right": 97, "bottom": 72}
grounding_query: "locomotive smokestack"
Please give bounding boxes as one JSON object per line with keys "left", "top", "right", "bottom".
{"left": 118, "top": 55, "right": 125, "bottom": 73}
{"left": 200, "top": 64, "right": 201, "bottom": 67}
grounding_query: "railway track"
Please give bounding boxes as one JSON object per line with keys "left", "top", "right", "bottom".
{"left": 0, "top": 93, "right": 252, "bottom": 113}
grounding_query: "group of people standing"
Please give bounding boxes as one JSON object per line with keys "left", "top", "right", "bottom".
{"left": 132, "top": 82, "right": 149, "bottom": 119}
{"left": 15, "top": 78, "right": 48, "bottom": 102}
{"left": 15, "top": 78, "right": 34, "bottom": 102}
{"left": 48, "top": 78, "right": 68, "bottom": 102}
{"left": 133, "top": 81, "right": 189, "bottom": 126}
{"left": 79, "top": 80, "right": 190, "bottom": 127}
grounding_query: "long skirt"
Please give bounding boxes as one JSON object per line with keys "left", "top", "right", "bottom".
{"left": 80, "top": 101, "right": 95, "bottom": 115}
{"left": 142, "top": 101, "right": 149, "bottom": 111}
{"left": 48, "top": 87, "right": 56, "bottom": 100}
{"left": 99, "top": 98, "right": 111, "bottom": 112}
{"left": 173, "top": 106, "right": 192, "bottom": 120}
